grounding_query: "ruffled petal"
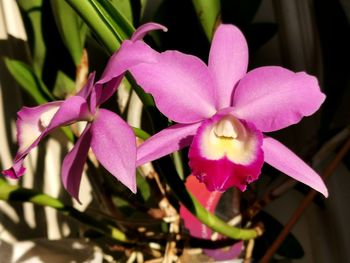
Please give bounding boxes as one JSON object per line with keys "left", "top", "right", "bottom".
{"left": 136, "top": 122, "right": 202, "bottom": 166}
{"left": 90, "top": 109, "right": 137, "bottom": 193}
{"left": 209, "top": 24, "right": 248, "bottom": 109}
{"left": 131, "top": 22, "right": 167, "bottom": 42}
{"left": 263, "top": 136, "right": 328, "bottom": 197}
{"left": 130, "top": 50, "right": 217, "bottom": 123}
{"left": 61, "top": 124, "right": 92, "bottom": 202}
{"left": 232, "top": 66, "right": 326, "bottom": 132}
{"left": 188, "top": 113, "right": 264, "bottom": 191}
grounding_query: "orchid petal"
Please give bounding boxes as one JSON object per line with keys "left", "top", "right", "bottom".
{"left": 97, "top": 40, "right": 159, "bottom": 85}
{"left": 233, "top": 66, "right": 326, "bottom": 132}
{"left": 263, "top": 137, "right": 328, "bottom": 197}
{"left": 77, "top": 72, "right": 95, "bottom": 99}
{"left": 130, "top": 51, "right": 217, "bottom": 123}
{"left": 91, "top": 109, "right": 137, "bottom": 193}
{"left": 2, "top": 159, "right": 26, "bottom": 179}
{"left": 96, "top": 76, "right": 123, "bottom": 106}
{"left": 45, "top": 95, "right": 91, "bottom": 133}
{"left": 136, "top": 122, "right": 202, "bottom": 166}
{"left": 2, "top": 95, "right": 90, "bottom": 179}
{"left": 16, "top": 101, "right": 62, "bottom": 156}
{"left": 61, "top": 124, "right": 92, "bottom": 201}
{"left": 209, "top": 24, "right": 248, "bottom": 109}
{"left": 204, "top": 242, "right": 243, "bottom": 261}
{"left": 17, "top": 96, "right": 89, "bottom": 161}
{"left": 131, "top": 22, "right": 167, "bottom": 42}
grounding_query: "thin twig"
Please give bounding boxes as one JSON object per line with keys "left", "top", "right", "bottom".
{"left": 260, "top": 136, "right": 350, "bottom": 262}
{"left": 244, "top": 239, "right": 255, "bottom": 263}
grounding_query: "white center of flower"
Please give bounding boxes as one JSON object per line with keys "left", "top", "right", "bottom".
{"left": 39, "top": 107, "right": 59, "bottom": 130}
{"left": 200, "top": 115, "right": 257, "bottom": 164}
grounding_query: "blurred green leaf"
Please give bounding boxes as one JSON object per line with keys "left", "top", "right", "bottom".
{"left": 52, "top": 70, "right": 76, "bottom": 98}
{"left": 0, "top": 178, "right": 129, "bottom": 242}
{"left": 4, "top": 58, "right": 52, "bottom": 104}
{"left": 65, "top": 0, "right": 134, "bottom": 52}
{"left": 136, "top": 172, "right": 151, "bottom": 202}
{"left": 65, "top": 0, "right": 120, "bottom": 53}
{"left": 253, "top": 211, "right": 304, "bottom": 259}
{"left": 192, "top": 0, "right": 221, "bottom": 40}
{"left": 51, "top": 0, "right": 88, "bottom": 66}
{"left": 17, "top": 0, "right": 46, "bottom": 76}
{"left": 90, "top": 0, "right": 135, "bottom": 42}
{"left": 110, "top": 0, "right": 133, "bottom": 24}
{"left": 65, "top": 0, "right": 155, "bottom": 108}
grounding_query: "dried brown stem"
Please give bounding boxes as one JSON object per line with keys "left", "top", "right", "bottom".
{"left": 260, "top": 136, "right": 350, "bottom": 262}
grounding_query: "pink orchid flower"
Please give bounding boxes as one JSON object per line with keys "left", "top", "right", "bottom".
{"left": 2, "top": 73, "right": 136, "bottom": 202}
{"left": 113, "top": 24, "right": 328, "bottom": 196}
{"left": 2, "top": 23, "right": 167, "bottom": 201}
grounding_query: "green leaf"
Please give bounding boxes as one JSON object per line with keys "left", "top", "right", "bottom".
{"left": 65, "top": 0, "right": 155, "bottom": 108}
{"left": 52, "top": 70, "right": 76, "bottom": 98}
{"left": 65, "top": 0, "right": 134, "bottom": 54}
{"left": 172, "top": 150, "right": 184, "bottom": 180}
{"left": 89, "top": 0, "right": 135, "bottom": 42}
{"left": 0, "top": 179, "right": 129, "bottom": 242}
{"left": 17, "top": 0, "right": 46, "bottom": 76}
{"left": 192, "top": 0, "right": 221, "bottom": 40}
{"left": 65, "top": 0, "right": 120, "bottom": 53}
{"left": 136, "top": 172, "right": 151, "bottom": 202}
{"left": 4, "top": 58, "right": 52, "bottom": 104}
{"left": 110, "top": 0, "right": 133, "bottom": 24}
{"left": 51, "top": 0, "right": 88, "bottom": 66}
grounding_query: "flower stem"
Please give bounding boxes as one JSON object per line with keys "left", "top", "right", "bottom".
{"left": 133, "top": 127, "right": 150, "bottom": 140}
{"left": 0, "top": 178, "right": 131, "bottom": 243}
{"left": 161, "top": 169, "right": 260, "bottom": 240}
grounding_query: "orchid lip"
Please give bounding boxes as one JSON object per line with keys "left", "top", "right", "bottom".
{"left": 188, "top": 113, "right": 264, "bottom": 191}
